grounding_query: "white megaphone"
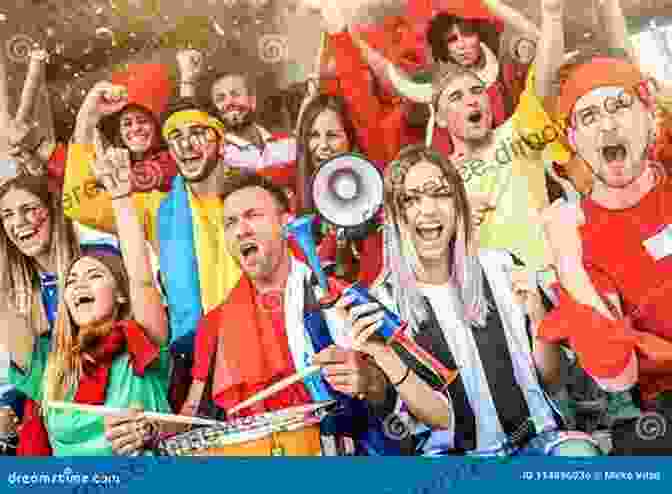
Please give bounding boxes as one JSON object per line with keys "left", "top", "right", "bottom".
{"left": 311, "top": 153, "right": 383, "bottom": 229}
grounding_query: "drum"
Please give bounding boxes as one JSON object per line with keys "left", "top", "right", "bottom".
{"left": 157, "top": 401, "right": 337, "bottom": 457}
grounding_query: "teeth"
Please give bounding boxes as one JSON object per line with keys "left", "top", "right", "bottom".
{"left": 602, "top": 145, "right": 627, "bottom": 162}
{"left": 417, "top": 226, "right": 442, "bottom": 241}
{"left": 76, "top": 297, "right": 95, "bottom": 308}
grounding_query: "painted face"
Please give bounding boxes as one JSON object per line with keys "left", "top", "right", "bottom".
{"left": 308, "top": 109, "right": 351, "bottom": 165}
{"left": 211, "top": 75, "right": 256, "bottom": 129}
{"left": 436, "top": 73, "right": 493, "bottom": 142}
{"left": 166, "top": 123, "right": 220, "bottom": 182}
{"left": 572, "top": 86, "right": 654, "bottom": 189}
{"left": 65, "top": 257, "right": 120, "bottom": 328}
{"left": 400, "top": 160, "right": 456, "bottom": 265}
{"left": 119, "top": 108, "right": 158, "bottom": 154}
{"left": 223, "top": 186, "right": 289, "bottom": 281}
{"left": 0, "top": 187, "right": 52, "bottom": 260}
{"left": 444, "top": 24, "right": 482, "bottom": 67}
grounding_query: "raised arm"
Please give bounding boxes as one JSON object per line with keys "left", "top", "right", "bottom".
{"left": 64, "top": 82, "right": 131, "bottom": 233}
{"left": 535, "top": 0, "right": 565, "bottom": 103}
{"left": 0, "top": 37, "right": 10, "bottom": 131}
{"left": 176, "top": 50, "right": 204, "bottom": 99}
{"left": 481, "top": 0, "right": 541, "bottom": 40}
{"left": 598, "top": 0, "right": 636, "bottom": 62}
{"left": 7, "top": 49, "right": 53, "bottom": 177}
{"left": 94, "top": 147, "right": 168, "bottom": 346}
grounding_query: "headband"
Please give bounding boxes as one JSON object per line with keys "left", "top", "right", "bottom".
{"left": 556, "top": 57, "right": 644, "bottom": 121}
{"left": 162, "top": 110, "right": 226, "bottom": 141}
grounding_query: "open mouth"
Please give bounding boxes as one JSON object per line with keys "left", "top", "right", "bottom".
{"left": 601, "top": 144, "right": 627, "bottom": 163}
{"left": 128, "top": 134, "right": 150, "bottom": 145}
{"left": 240, "top": 242, "right": 259, "bottom": 260}
{"left": 181, "top": 155, "right": 203, "bottom": 167}
{"left": 74, "top": 294, "right": 96, "bottom": 309}
{"left": 416, "top": 224, "right": 444, "bottom": 241}
{"left": 467, "top": 110, "right": 483, "bottom": 124}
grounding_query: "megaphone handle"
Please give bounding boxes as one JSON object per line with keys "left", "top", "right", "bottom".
{"left": 334, "top": 228, "right": 347, "bottom": 278}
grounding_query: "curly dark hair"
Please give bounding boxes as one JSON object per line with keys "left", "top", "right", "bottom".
{"left": 427, "top": 14, "right": 501, "bottom": 64}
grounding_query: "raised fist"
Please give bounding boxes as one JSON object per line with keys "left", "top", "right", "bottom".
{"left": 177, "top": 49, "right": 204, "bottom": 83}
{"left": 80, "top": 81, "right": 129, "bottom": 122}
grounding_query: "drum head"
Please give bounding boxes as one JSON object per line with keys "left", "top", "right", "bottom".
{"left": 158, "top": 401, "right": 338, "bottom": 456}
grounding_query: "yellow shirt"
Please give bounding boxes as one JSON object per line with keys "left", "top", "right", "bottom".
{"left": 457, "top": 64, "right": 570, "bottom": 271}
{"left": 63, "top": 144, "right": 241, "bottom": 315}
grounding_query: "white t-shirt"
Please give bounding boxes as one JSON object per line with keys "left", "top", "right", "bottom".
{"left": 416, "top": 281, "right": 556, "bottom": 455}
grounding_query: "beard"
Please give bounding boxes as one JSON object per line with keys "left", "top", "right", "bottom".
{"left": 221, "top": 109, "right": 256, "bottom": 131}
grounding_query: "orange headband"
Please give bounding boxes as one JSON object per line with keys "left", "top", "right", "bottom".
{"left": 557, "top": 57, "right": 644, "bottom": 121}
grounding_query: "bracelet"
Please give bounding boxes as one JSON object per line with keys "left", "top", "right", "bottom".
{"left": 392, "top": 366, "right": 410, "bottom": 387}
{"left": 110, "top": 191, "right": 132, "bottom": 200}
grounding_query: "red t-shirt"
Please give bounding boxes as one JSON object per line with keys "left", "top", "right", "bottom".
{"left": 540, "top": 178, "right": 672, "bottom": 400}
{"left": 193, "top": 290, "right": 312, "bottom": 416}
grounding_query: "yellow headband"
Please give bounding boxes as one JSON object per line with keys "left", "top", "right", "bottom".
{"left": 162, "top": 110, "right": 226, "bottom": 141}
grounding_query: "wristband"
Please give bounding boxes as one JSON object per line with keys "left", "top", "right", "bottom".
{"left": 392, "top": 366, "right": 410, "bottom": 387}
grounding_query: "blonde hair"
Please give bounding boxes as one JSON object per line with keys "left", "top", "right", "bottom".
{"left": 0, "top": 175, "right": 79, "bottom": 337}
{"left": 432, "top": 63, "right": 485, "bottom": 107}
{"left": 43, "top": 251, "right": 132, "bottom": 404}
{"left": 382, "top": 145, "right": 490, "bottom": 331}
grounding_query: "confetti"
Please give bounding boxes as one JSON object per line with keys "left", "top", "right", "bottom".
{"left": 96, "top": 27, "right": 118, "bottom": 47}
{"left": 212, "top": 19, "right": 226, "bottom": 37}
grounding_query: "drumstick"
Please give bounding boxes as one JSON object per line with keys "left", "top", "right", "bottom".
{"left": 47, "top": 401, "right": 221, "bottom": 427}
{"left": 227, "top": 365, "right": 322, "bottom": 416}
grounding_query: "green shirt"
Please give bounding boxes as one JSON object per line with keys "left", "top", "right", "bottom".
{"left": 10, "top": 335, "right": 171, "bottom": 456}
